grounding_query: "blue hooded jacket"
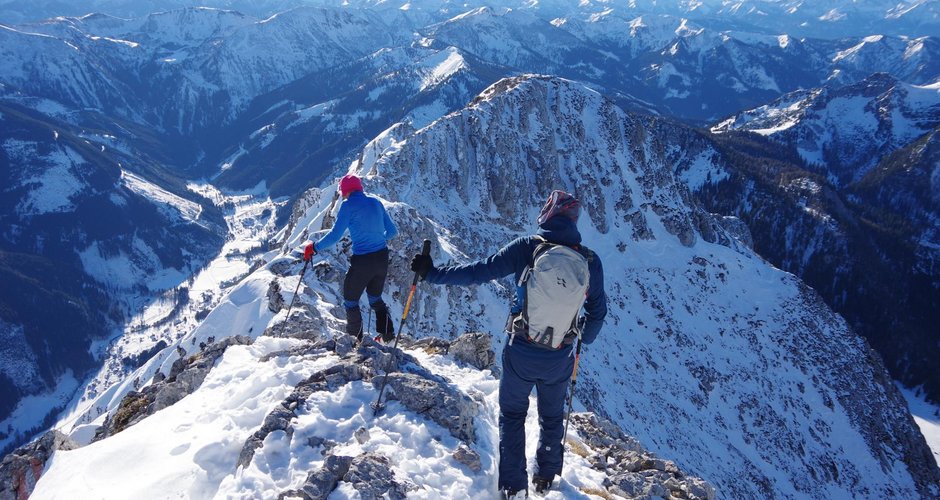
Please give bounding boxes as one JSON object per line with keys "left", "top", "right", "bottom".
{"left": 315, "top": 191, "right": 398, "bottom": 255}
{"left": 424, "top": 216, "right": 607, "bottom": 345}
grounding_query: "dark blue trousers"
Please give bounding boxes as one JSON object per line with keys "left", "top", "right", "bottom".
{"left": 498, "top": 340, "right": 575, "bottom": 491}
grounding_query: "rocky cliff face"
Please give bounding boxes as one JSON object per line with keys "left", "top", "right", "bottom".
{"left": 280, "top": 75, "right": 940, "bottom": 497}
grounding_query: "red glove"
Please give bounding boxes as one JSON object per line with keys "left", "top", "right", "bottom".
{"left": 303, "top": 242, "right": 315, "bottom": 262}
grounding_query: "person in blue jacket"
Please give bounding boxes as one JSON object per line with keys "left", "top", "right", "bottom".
{"left": 410, "top": 190, "right": 607, "bottom": 498}
{"left": 305, "top": 174, "right": 398, "bottom": 341}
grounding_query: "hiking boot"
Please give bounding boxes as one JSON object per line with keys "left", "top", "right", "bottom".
{"left": 345, "top": 307, "right": 363, "bottom": 338}
{"left": 500, "top": 487, "right": 528, "bottom": 499}
{"left": 373, "top": 303, "right": 394, "bottom": 342}
{"left": 532, "top": 475, "right": 553, "bottom": 493}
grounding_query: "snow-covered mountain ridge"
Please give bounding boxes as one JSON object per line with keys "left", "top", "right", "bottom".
{"left": 3, "top": 0, "right": 939, "bottom": 39}
{"left": 267, "top": 75, "right": 939, "bottom": 497}
{"left": 10, "top": 331, "right": 714, "bottom": 499}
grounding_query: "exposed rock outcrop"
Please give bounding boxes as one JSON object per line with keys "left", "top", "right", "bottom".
{"left": 570, "top": 413, "right": 716, "bottom": 500}
{"left": 0, "top": 431, "right": 78, "bottom": 500}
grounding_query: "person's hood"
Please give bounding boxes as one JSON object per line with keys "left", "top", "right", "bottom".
{"left": 536, "top": 215, "right": 581, "bottom": 246}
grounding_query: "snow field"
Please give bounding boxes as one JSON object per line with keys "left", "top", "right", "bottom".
{"left": 38, "top": 318, "right": 614, "bottom": 499}
{"left": 898, "top": 385, "right": 940, "bottom": 467}
{"left": 33, "top": 337, "right": 335, "bottom": 499}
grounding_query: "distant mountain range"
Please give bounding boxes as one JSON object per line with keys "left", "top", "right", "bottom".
{"left": 4, "top": 0, "right": 940, "bottom": 38}
{"left": 0, "top": 101, "right": 225, "bottom": 441}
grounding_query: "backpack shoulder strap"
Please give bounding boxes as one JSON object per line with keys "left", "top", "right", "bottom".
{"left": 519, "top": 235, "right": 548, "bottom": 286}
{"left": 574, "top": 243, "right": 595, "bottom": 264}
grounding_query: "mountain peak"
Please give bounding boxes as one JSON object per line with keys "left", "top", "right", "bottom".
{"left": 469, "top": 74, "right": 593, "bottom": 109}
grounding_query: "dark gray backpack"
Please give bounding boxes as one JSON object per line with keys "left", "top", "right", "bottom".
{"left": 511, "top": 237, "right": 591, "bottom": 349}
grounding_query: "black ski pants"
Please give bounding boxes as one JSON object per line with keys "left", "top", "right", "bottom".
{"left": 343, "top": 248, "right": 393, "bottom": 340}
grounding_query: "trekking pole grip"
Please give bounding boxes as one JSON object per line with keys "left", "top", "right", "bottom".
{"left": 412, "top": 239, "right": 431, "bottom": 286}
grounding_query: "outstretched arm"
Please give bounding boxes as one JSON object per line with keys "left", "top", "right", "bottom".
{"left": 314, "top": 202, "right": 351, "bottom": 252}
{"left": 424, "top": 237, "right": 531, "bottom": 286}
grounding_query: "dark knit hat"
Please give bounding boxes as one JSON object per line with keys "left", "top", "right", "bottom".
{"left": 537, "top": 190, "right": 580, "bottom": 225}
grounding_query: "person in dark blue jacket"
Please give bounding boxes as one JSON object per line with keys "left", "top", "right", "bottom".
{"left": 305, "top": 174, "right": 398, "bottom": 341}
{"left": 410, "top": 190, "right": 607, "bottom": 498}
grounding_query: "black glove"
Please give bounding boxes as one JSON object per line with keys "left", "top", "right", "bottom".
{"left": 410, "top": 253, "right": 433, "bottom": 279}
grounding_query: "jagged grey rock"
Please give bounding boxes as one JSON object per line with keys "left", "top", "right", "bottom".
{"left": 452, "top": 445, "right": 482, "bottom": 473}
{"left": 307, "top": 436, "right": 338, "bottom": 455}
{"left": 280, "top": 454, "right": 354, "bottom": 500}
{"left": 716, "top": 215, "right": 753, "bottom": 249}
{"left": 0, "top": 431, "right": 78, "bottom": 500}
{"left": 375, "top": 372, "right": 477, "bottom": 444}
{"left": 343, "top": 453, "right": 406, "bottom": 500}
{"left": 267, "top": 278, "right": 286, "bottom": 313}
{"left": 264, "top": 311, "right": 321, "bottom": 339}
{"left": 354, "top": 427, "right": 370, "bottom": 445}
{"left": 333, "top": 334, "right": 356, "bottom": 357}
{"left": 405, "top": 336, "right": 450, "bottom": 356}
{"left": 570, "top": 413, "right": 715, "bottom": 500}
{"left": 449, "top": 332, "right": 496, "bottom": 370}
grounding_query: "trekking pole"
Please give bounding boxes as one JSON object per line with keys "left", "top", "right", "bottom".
{"left": 559, "top": 333, "right": 583, "bottom": 477}
{"left": 372, "top": 239, "right": 431, "bottom": 416}
{"left": 284, "top": 260, "right": 310, "bottom": 319}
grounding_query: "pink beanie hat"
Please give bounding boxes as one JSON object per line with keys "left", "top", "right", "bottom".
{"left": 339, "top": 174, "right": 363, "bottom": 197}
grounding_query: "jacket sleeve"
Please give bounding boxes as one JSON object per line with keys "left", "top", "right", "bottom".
{"left": 425, "top": 237, "right": 530, "bottom": 286}
{"left": 382, "top": 205, "right": 398, "bottom": 240}
{"left": 581, "top": 254, "right": 607, "bottom": 344}
{"left": 314, "top": 202, "right": 351, "bottom": 252}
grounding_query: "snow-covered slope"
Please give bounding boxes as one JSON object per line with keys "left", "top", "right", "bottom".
{"left": 708, "top": 75, "right": 940, "bottom": 406}
{"left": 269, "top": 75, "right": 940, "bottom": 497}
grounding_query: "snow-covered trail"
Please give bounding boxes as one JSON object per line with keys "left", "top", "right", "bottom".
{"left": 55, "top": 183, "right": 285, "bottom": 437}
{"left": 35, "top": 331, "right": 614, "bottom": 499}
